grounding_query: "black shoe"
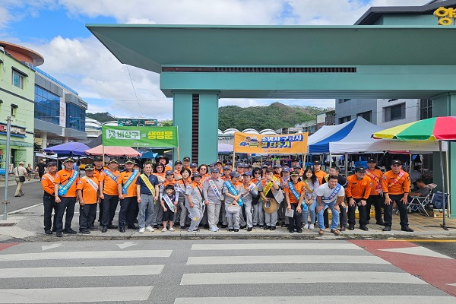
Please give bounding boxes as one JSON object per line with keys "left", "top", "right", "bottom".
{"left": 56, "top": 231, "right": 63, "bottom": 237}
{"left": 376, "top": 221, "right": 386, "bottom": 226}
{"left": 229, "top": 229, "right": 234, "bottom": 232}
{"left": 63, "top": 228, "right": 77, "bottom": 234}
{"left": 281, "top": 223, "right": 287, "bottom": 227}
{"left": 14, "top": 195, "right": 20, "bottom": 197}
{"left": 204, "top": 224, "right": 209, "bottom": 229}
{"left": 382, "top": 226, "right": 391, "bottom": 231}
{"left": 119, "top": 227, "right": 126, "bottom": 233}
{"left": 89, "top": 226, "right": 98, "bottom": 231}
{"left": 365, "top": 220, "right": 370, "bottom": 225}
{"left": 289, "top": 230, "right": 294, "bottom": 233}
{"left": 271, "top": 226, "right": 276, "bottom": 230}
{"left": 153, "top": 225, "right": 159, "bottom": 229}
{"left": 51, "top": 228, "right": 56, "bottom": 232}
{"left": 127, "top": 225, "right": 138, "bottom": 229}
{"left": 360, "top": 226, "right": 369, "bottom": 231}
{"left": 247, "top": 227, "right": 252, "bottom": 232}
{"left": 221, "top": 224, "right": 227, "bottom": 228}
{"left": 79, "top": 229, "right": 90, "bottom": 234}
{"left": 348, "top": 225, "right": 354, "bottom": 230}
{"left": 234, "top": 229, "right": 239, "bottom": 232}
{"left": 297, "top": 229, "right": 303, "bottom": 233}
{"left": 401, "top": 226, "right": 414, "bottom": 232}
{"left": 264, "top": 226, "right": 269, "bottom": 230}
{"left": 45, "top": 229, "right": 52, "bottom": 235}
{"left": 240, "top": 225, "right": 247, "bottom": 229}
{"left": 102, "top": 226, "right": 108, "bottom": 233}
{"left": 340, "top": 225, "right": 346, "bottom": 231}
{"left": 258, "top": 225, "right": 264, "bottom": 228}
{"left": 180, "top": 226, "right": 186, "bottom": 230}
{"left": 107, "top": 224, "right": 118, "bottom": 229}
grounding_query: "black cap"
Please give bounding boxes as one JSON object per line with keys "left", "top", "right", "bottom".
{"left": 174, "top": 160, "right": 182, "bottom": 165}
{"left": 291, "top": 158, "right": 299, "bottom": 162}
{"left": 313, "top": 160, "right": 322, "bottom": 165}
{"left": 109, "top": 159, "right": 118, "bottom": 164}
{"left": 190, "top": 163, "right": 198, "bottom": 168}
{"left": 125, "top": 159, "right": 135, "bottom": 164}
{"left": 261, "top": 164, "right": 268, "bottom": 168}
{"left": 183, "top": 156, "right": 190, "bottom": 162}
{"left": 63, "top": 158, "right": 75, "bottom": 163}
{"left": 94, "top": 156, "right": 103, "bottom": 162}
{"left": 165, "top": 170, "right": 174, "bottom": 175}
{"left": 392, "top": 160, "right": 402, "bottom": 166}
{"left": 355, "top": 167, "right": 366, "bottom": 173}
{"left": 85, "top": 164, "right": 95, "bottom": 171}
{"left": 46, "top": 161, "right": 57, "bottom": 167}
{"left": 367, "top": 158, "right": 377, "bottom": 163}
{"left": 290, "top": 170, "right": 300, "bottom": 176}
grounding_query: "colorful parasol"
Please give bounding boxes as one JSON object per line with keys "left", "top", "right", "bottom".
{"left": 372, "top": 116, "right": 456, "bottom": 141}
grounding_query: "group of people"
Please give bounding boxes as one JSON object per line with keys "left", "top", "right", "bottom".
{"left": 39, "top": 155, "right": 415, "bottom": 237}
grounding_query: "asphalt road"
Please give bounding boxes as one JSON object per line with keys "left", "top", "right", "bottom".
{"left": 0, "top": 240, "right": 455, "bottom": 304}
{"left": 0, "top": 181, "right": 43, "bottom": 214}
{"left": 414, "top": 241, "right": 456, "bottom": 259}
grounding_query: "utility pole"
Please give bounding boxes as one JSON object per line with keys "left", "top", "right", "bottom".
{"left": 3, "top": 116, "right": 11, "bottom": 220}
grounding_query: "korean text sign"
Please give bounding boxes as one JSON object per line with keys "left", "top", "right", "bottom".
{"left": 233, "top": 132, "right": 308, "bottom": 154}
{"left": 102, "top": 126, "right": 178, "bottom": 147}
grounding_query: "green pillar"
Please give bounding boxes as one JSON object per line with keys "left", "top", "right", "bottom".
{"left": 431, "top": 93, "right": 456, "bottom": 218}
{"left": 198, "top": 92, "right": 219, "bottom": 165}
{"left": 173, "top": 93, "right": 193, "bottom": 163}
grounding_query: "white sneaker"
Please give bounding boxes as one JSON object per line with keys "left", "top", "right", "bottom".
{"left": 303, "top": 223, "right": 309, "bottom": 229}
{"left": 139, "top": 227, "right": 145, "bottom": 233}
{"left": 162, "top": 228, "right": 167, "bottom": 232}
{"left": 309, "top": 224, "right": 315, "bottom": 230}
{"left": 169, "top": 228, "right": 175, "bottom": 232}
{"left": 146, "top": 226, "right": 154, "bottom": 232}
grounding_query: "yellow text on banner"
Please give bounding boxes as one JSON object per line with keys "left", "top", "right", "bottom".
{"left": 233, "top": 132, "right": 308, "bottom": 154}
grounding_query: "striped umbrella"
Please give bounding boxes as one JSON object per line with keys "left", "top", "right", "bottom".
{"left": 373, "top": 116, "right": 456, "bottom": 230}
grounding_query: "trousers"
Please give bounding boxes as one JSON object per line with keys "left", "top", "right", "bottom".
{"left": 366, "top": 195, "right": 383, "bottom": 223}
{"left": 318, "top": 201, "right": 340, "bottom": 230}
{"left": 207, "top": 201, "right": 222, "bottom": 229}
{"left": 118, "top": 196, "right": 138, "bottom": 228}
{"left": 43, "top": 192, "right": 57, "bottom": 231}
{"left": 384, "top": 194, "right": 409, "bottom": 228}
{"left": 101, "top": 194, "right": 119, "bottom": 227}
{"left": 55, "top": 197, "right": 76, "bottom": 232}
{"left": 138, "top": 194, "right": 154, "bottom": 228}
{"left": 186, "top": 201, "right": 203, "bottom": 231}
{"left": 348, "top": 198, "right": 368, "bottom": 226}
{"left": 79, "top": 204, "right": 97, "bottom": 230}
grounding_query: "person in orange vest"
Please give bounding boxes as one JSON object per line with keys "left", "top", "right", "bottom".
{"left": 182, "top": 156, "right": 191, "bottom": 170}
{"left": 54, "top": 158, "right": 80, "bottom": 237}
{"left": 346, "top": 167, "right": 372, "bottom": 231}
{"left": 365, "top": 158, "right": 385, "bottom": 226}
{"left": 117, "top": 159, "right": 139, "bottom": 232}
{"left": 284, "top": 170, "right": 305, "bottom": 233}
{"left": 99, "top": 159, "right": 121, "bottom": 233}
{"left": 313, "top": 160, "right": 326, "bottom": 185}
{"left": 381, "top": 160, "right": 413, "bottom": 232}
{"left": 91, "top": 156, "right": 105, "bottom": 228}
{"left": 77, "top": 164, "right": 99, "bottom": 234}
{"left": 41, "top": 161, "right": 58, "bottom": 235}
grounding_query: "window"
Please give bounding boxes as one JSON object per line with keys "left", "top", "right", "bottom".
{"left": 338, "top": 99, "right": 351, "bottom": 103}
{"left": 420, "top": 99, "right": 432, "bottom": 119}
{"left": 339, "top": 116, "right": 351, "bottom": 124}
{"left": 34, "top": 86, "right": 60, "bottom": 125}
{"left": 384, "top": 103, "right": 405, "bottom": 122}
{"left": 10, "top": 104, "right": 17, "bottom": 117}
{"left": 12, "top": 70, "right": 24, "bottom": 89}
{"left": 357, "top": 111, "right": 372, "bottom": 122}
{"left": 66, "top": 103, "right": 86, "bottom": 132}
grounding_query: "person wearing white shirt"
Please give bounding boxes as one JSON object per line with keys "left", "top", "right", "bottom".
{"left": 315, "top": 175, "right": 345, "bottom": 236}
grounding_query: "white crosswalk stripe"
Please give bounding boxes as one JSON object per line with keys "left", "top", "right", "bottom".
{"left": 0, "top": 250, "right": 172, "bottom": 261}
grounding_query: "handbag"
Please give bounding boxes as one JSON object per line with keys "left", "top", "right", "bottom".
{"left": 16, "top": 167, "right": 25, "bottom": 182}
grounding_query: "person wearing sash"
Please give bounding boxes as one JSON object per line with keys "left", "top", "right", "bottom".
{"left": 77, "top": 165, "right": 99, "bottom": 234}
{"left": 259, "top": 168, "right": 280, "bottom": 230}
{"left": 54, "top": 158, "right": 79, "bottom": 237}
{"left": 99, "top": 159, "right": 121, "bottom": 233}
{"left": 156, "top": 170, "right": 175, "bottom": 228}
{"left": 273, "top": 165, "right": 282, "bottom": 180}
{"left": 285, "top": 170, "right": 305, "bottom": 233}
{"left": 190, "top": 163, "right": 199, "bottom": 176}
{"left": 365, "top": 158, "right": 385, "bottom": 226}
{"left": 136, "top": 162, "right": 159, "bottom": 233}
{"left": 198, "top": 164, "right": 210, "bottom": 182}
{"left": 160, "top": 184, "right": 177, "bottom": 232}
{"left": 215, "top": 160, "right": 223, "bottom": 174}
{"left": 203, "top": 167, "right": 225, "bottom": 232}
{"left": 381, "top": 160, "right": 413, "bottom": 232}
{"left": 315, "top": 175, "right": 345, "bottom": 236}
{"left": 174, "top": 160, "right": 183, "bottom": 181}
{"left": 322, "top": 166, "right": 347, "bottom": 231}
{"left": 183, "top": 156, "right": 191, "bottom": 170}
{"left": 223, "top": 171, "right": 244, "bottom": 232}
{"left": 221, "top": 166, "right": 232, "bottom": 181}
{"left": 302, "top": 166, "right": 319, "bottom": 230}
{"left": 278, "top": 166, "right": 290, "bottom": 227}
{"left": 313, "top": 160, "right": 326, "bottom": 185}
{"left": 251, "top": 168, "right": 264, "bottom": 228}
{"left": 117, "top": 159, "right": 139, "bottom": 232}
{"left": 261, "top": 164, "right": 268, "bottom": 177}
{"left": 186, "top": 172, "right": 204, "bottom": 232}
{"left": 346, "top": 167, "right": 372, "bottom": 231}
{"left": 220, "top": 166, "right": 231, "bottom": 228}
{"left": 156, "top": 155, "right": 172, "bottom": 172}
{"left": 41, "top": 161, "right": 58, "bottom": 235}
{"left": 197, "top": 164, "right": 210, "bottom": 228}
{"left": 241, "top": 171, "right": 258, "bottom": 231}
{"left": 92, "top": 156, "right": 105, "bottom": 228}
{"left": 177, "top": 168, "right": 192, "bottom": 229}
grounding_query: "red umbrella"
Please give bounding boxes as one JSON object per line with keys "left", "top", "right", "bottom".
{"left": 85, "top": 145, "right": 141, "bottom": 157}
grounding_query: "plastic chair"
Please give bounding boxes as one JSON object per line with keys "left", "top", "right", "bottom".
{"left": 407, "top": 183, "right": 437, "bottom": 216}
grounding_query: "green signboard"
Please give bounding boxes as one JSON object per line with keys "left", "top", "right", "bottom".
{"left": 117, "top": 118, "right": 158, "bottom": 126}
{"left": 102, "top": 126, "right": 178, "bottom": 148}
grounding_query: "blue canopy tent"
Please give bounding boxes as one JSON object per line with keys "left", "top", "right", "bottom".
{"left": 308, "top": 118, "right": 358, "bottom": 154}
{"left": 43, "top": 142, "right": 90, "bottom": 157}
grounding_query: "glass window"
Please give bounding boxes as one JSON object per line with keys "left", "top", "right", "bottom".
{"left": 339, "top": 116, "right": 351, "bottom": 124}
{"left": 12, "top": 70, "right": 24, "bottom": 89}
{"left": 66, "top": 103, "right": 86, "bottom": 132}
{"left": 420, "top": 99, "right": 432, "bottom": 119}
{"left": 357, "top": 111, "right": 372, "bottom": 122}
{"left": 384, "top": 103, "right": 405, "bottom": 122}
{"left": 34, "top": 85, "right": 60, "bottom": 125}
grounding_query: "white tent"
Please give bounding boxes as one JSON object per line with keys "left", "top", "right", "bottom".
{"left": 330, "top": 139, "right": 447, "bottom": 154}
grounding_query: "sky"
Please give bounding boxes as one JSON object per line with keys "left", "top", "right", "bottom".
{"left": 0, "top": 0, "right": 429, "bottom": 120}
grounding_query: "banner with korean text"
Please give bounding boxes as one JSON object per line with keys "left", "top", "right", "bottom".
{"left": 102, "top": 126, "right": 178, "bottom": 148}
{"left": 233, "top": 132, "right": 308, "bottom": 154}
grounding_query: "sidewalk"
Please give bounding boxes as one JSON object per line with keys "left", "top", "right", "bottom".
{"left": 1, "top": 202, "right": 456, "bottom": 242}
{"left": 0, "top": 177, "right": 41, "bottom": 188}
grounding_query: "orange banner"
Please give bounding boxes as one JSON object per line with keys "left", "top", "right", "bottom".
{"left": 233, "top": 132, "right": 308, "bottom": 154}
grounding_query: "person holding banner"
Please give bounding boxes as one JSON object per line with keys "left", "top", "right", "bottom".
{"left": 99, "top": 160, "right": 121, "bottom": 233}
{"left": 203, "top": 167, "right": 225, "bottom": 232}
{"left": 223, "top": 171, "right": 244, "bottom": 232}
{"left": 284, "top": 170, "right": 305, "bottom": 233}
{"left": 77, "top": 165, "right": 99, "bottom": 234}
{"left": 117, "top": 159, "right": 139, "bottom": 232}
{"left": 136, "top": 162, "right": 160, "bottom": 233}
{"left": 177, "top": 168, "right": 192, "bottom": 229}
{"left": 160, "top": 184, "right": 177, "bottom": 232}
{"left": 365, "top": 158, "right": 385, "bottom": 226}
{"left": 346, "top": 167, "right": 372, "bottom": 231}
{"left": 259, "top": 168, "right": 281, "bottom": 231}
{"left": 54, "top": 158, "right": 80, "bottom": 237}
{"left": 186, "top": 172, "right": 204, "bottom": 232}
{"left": 242, "top": 171, "right": 259, "bottom": 231}
{"left": 302, "top": 167, "right": 319, "bottom": 230}
{"left": 316, "top": 175, "right": 345, "bottom": 236}
{"left": 251, "top": 168, "right": 265, "bottom": 228}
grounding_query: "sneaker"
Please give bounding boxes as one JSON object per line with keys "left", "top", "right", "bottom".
{"left": 303, "top": 223, "right": 309, "bottom": 229}
{"left": 162, "top": 228, "right": 168, "bottom": 232}
{"left": 169, "top": 228, "right": 175, "bottom": 232}
{"left": 309, "top": 224, "right": 315, "bottom": 230}
{"left": 146, "top": 226, "right": 154, "bottom": 232}
{"left": 210, "top": 227, "right": 219, "bottom": 232}
{"left": 139, "top": 227, "right": 145, "bottom": 233}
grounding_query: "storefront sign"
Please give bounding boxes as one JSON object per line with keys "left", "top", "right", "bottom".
{"left": 234, "top": 132, "right": 308, "bottom": 154}
{"left": 117, "top": 118, "right": 158, "bottom": 126}
{"left": 434, "top": 7, "right": 456, "bottom": 26}
{"left": 102, "top": 126, "right": 178, "bottom": 147}
{"left": 0, "top": 123, "right": 26, "bottom": 136}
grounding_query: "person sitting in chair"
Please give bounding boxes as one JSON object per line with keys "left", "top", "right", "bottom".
{"left": 408, "top": 179, "right": 431, "bottom": 201}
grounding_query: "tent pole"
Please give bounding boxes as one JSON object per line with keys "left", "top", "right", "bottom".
{"left": 232, "top": 152, "right": 236, "bottom": 170}
{"left": 439, "top": 141, "right": 448, "bottom": 230}
{"left": 445, "top": 148, "right": 451, "bottom": 216}
{"left": 329, "top": 152, "right": 332, "bottom": 168}
{"left": 345, "top": 153, "right": 348, "bottom": 177}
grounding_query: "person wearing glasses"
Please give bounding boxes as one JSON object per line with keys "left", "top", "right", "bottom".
{"left": 381, "top": 160, "right": 413, "bottom": 232}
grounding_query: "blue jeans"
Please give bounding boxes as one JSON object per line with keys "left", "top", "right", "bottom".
{"left": 317, "top": 201, "right": 339, "bottom": 230}
{"left": 138, "top": 194, "right": 154, "bottom": 228}
{"left": 302, "top": 199, "right": 317, "bottom": 224}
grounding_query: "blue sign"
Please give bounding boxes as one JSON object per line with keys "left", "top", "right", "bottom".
{"left": 0, "top": 168, "right": 6, "bottom": 175}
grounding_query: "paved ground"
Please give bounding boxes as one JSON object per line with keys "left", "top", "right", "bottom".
{"left": 0, "top": 239, "right": 455, "bottom": 304}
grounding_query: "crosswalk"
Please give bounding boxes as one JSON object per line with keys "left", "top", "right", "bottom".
{"left": 0, "top": 241, "right": 455, "bottom": 303}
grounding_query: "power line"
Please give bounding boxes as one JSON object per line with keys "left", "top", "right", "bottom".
{"left": 126, "top": 65, "right": 145, "bottom": 116}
